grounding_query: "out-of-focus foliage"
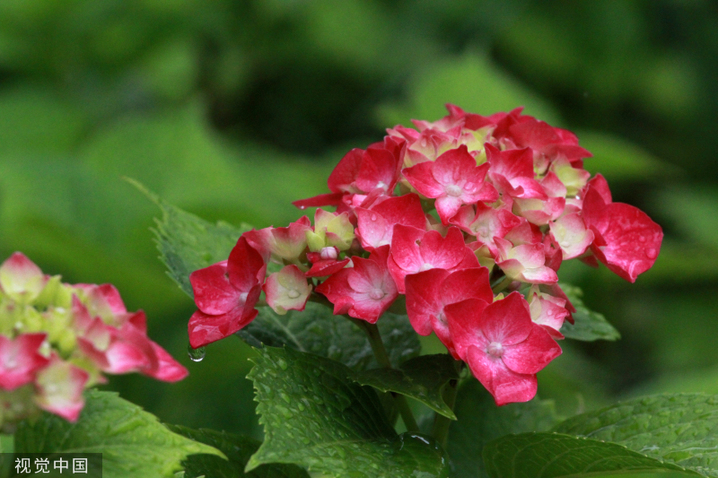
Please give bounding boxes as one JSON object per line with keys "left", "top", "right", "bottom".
{"left": 0, "top": 1, "right": 716, "bottom": 463}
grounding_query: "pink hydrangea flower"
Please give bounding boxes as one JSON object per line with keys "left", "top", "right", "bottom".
{"left": 316, "top": 246, "right": 397, "bottom": 323}
{"left": 405, "top": 267, "right": 492, "bottom": 357}
{"left": 402, "top": 145, "right": 497, "bottom": 224}
{"left": 388, "top": 225, "right": 479, "bottom": 293}
{"left": 446, "top": 292, "right": 561, "bottom": 405}
{"left": 188, "top": 236, "right": 266, "bottom": 347}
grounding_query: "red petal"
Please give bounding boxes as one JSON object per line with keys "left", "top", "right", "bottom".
{"left": 466, "top": 346, "right": 538, "bottom": 406}
{"left": 502, "top": 326, "right": 562, "bottom": 375}
{"left": 479, "top": 292, "right": 532, "bottom": 346}
{"left": 189, "top": 262, "right": 237, "bottom": 315}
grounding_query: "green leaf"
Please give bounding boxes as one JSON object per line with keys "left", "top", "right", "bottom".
{"left": 560, "top": 283, "right": 621, "bottom": 342}
{"left": 238, "top": 302, "right": 421, "bottom": 370}
{"left": 166, "top": 425, "right": 308, "bottom": 478}
{"left": 554, "top": 393, "right": 718, "bottom": 477}
{"left": 448, "top": 380, "right": 560, "bottom": 478}
{"left": 133, "top": 180, "right": 251, "bottom": 298}
{"left": 353, "top": 354, "right": 460, "bottom": 419}
{"left": 15, "top": 390, "right": 225, "bottom": 478}
{"left": 246, "top": 347, "right": 450, "bottom": 478}
{"left": 482, "top": 432, "right": 695, "bottom": 478}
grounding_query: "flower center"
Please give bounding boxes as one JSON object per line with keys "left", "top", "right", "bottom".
{"left": 369, "top": 288, "right": 385, "bottom": 300}
{"left": 445, "top": 184, "right": 463, "bottom": 197}
{"left": 487, "top": 341, "right": 504, "bottom": 358}
{"left": 320, "top": 247, "right": 338, "bottom": 260}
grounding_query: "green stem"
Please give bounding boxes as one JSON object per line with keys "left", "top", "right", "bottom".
{"left": 431, "top": 358, "right": 462, "bottom": 447}
{"left": 349, "top": 317, "right": 420, "bottom": 433}
{"left": 491, "top": 275, "right": 513, "bottom": 294}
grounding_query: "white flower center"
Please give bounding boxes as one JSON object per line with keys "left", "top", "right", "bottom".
{"left": 487, "top": 341, "right": 504, "bottom": 358}
{"left": 369, "top": 288, "right": 385, "bottom": 300}
{"left": 445, "top": 184, "right": 463, "bottom": 197}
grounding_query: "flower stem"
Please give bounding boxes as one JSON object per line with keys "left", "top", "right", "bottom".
{"left": 431, "top": 359, "right": 462, "bottom": 448}
{"left": 349, "top": 317, "right": 420, "bottom": 433}
{"left": 491, "top": 275, "right": 513, "bottom": 294}
{"left": 431, "top": 386, "right": 457, "bottom": 448}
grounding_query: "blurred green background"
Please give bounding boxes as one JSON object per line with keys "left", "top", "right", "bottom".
{"left": 1, "top": 0, "right": 717, "bottom": 460}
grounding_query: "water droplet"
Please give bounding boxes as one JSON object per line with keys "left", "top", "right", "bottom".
{"left": 187, "top": 344, "right": 206, "bottom": 362}
{"left": 287, "top": 289, "right": 300, "bottom": 299}
{"left": 370, "top": 214, "right": 378, "bottom": 221}
{"left": 298, "top": 205, "right": 306, "bottom": 210}
{"left": 277, "top": 358, "right": 289, "bottom": 370}
{"left": 646, "top": 248, "right": 658, "bottom": 259}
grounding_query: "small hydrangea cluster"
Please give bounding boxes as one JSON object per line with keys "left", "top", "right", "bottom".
{"left": 0, "top": 252, "right": 187, "bottom": 430}
{"left": 188, "top": 105, "right": 663, "bottom": 405}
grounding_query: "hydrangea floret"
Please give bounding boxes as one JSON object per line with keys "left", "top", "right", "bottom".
{"left": 0, "top": 252, "right": 187, "bottom": 431}
{"left": 187, "top": 105, "right": 663, "bottom": 406}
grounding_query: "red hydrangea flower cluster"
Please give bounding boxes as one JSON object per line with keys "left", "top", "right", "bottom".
{"left": 188, "top": 105, "right": 663, "bottom": 406}
{"left": 0, "top": 252, "right": 187, "bottom": 430}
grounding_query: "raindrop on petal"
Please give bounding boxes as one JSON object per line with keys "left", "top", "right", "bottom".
{"left": 187, "top": 344, "right": 206, "bottom": 362}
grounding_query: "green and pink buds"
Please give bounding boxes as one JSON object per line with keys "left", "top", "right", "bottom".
{"left": 0, "top": 252, "right": 187, "bottom": 431}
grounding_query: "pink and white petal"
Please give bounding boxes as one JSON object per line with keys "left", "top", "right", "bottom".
{"left": 356, "top": 206, "right": 391, "bottom": 249}
{"left": 264, "top": 265, "right": 312, "bottom": 315}
{"left": 466, "top": 346, "right": 538, "bottom": 406}
{"left": 431, "top": 145, "right": 475, "bottom": 184}
{"left": 0, "top": 333, "right": 49, "bottom": 390}
{"left": 189, "top": 262, "right": 238, "bottom": 315}
{"left": 479, "top": 292, "right": 532, "bottom": 346}
{"left": 502, "top": 325, "right": 562, "bottom": 375}
{"left": 0, "top": 252, "right": 47, "bottom": 302}
{"left": 529, "top": 294, "right": 568, "bottom": 334}
{"left": 104, "top": 340, "right": 152, "bottom": 374}
{"left": 520, "top": 266, "right": 559, "bottom": 285}
{"left": 34, "top": 355, "right": 89, "bottom": 422}
{"left": 142, "top": 342, "right": 189, "bottom": 382}
{"left": 550, "top": 213, "right": 595, "bottom": 260}
{"left": 434, "top": 195, "right": 464, "bottom": 224}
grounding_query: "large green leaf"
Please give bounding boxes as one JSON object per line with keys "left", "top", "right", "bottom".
{"left": 238, "top": 302, "right": 421, "bottom": 370}
{"left": 15, "top": 390, "right": 224, "bottom": 478}
{"left": 246, "top": 347, "right": 450, "bottom": 478}
{"left": 448, "top": 380, "right": 559, "bottom": 478}
{"left": 353, "top": 354, "right": 460, "bottom": 419}
{"left": 167, "top": 425, "right": 308, "bottom": 478}
{"left": 560, "top": 283, "right": 620, "bottom": 342}
{"left": 482, "top": 432, "right": 695, "bottom": 478}
{"left": 554, "top": 393, "right": 718, "bottom": 477}
{"left": 136, "top": 180, "right": 251, "bottom": 298}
